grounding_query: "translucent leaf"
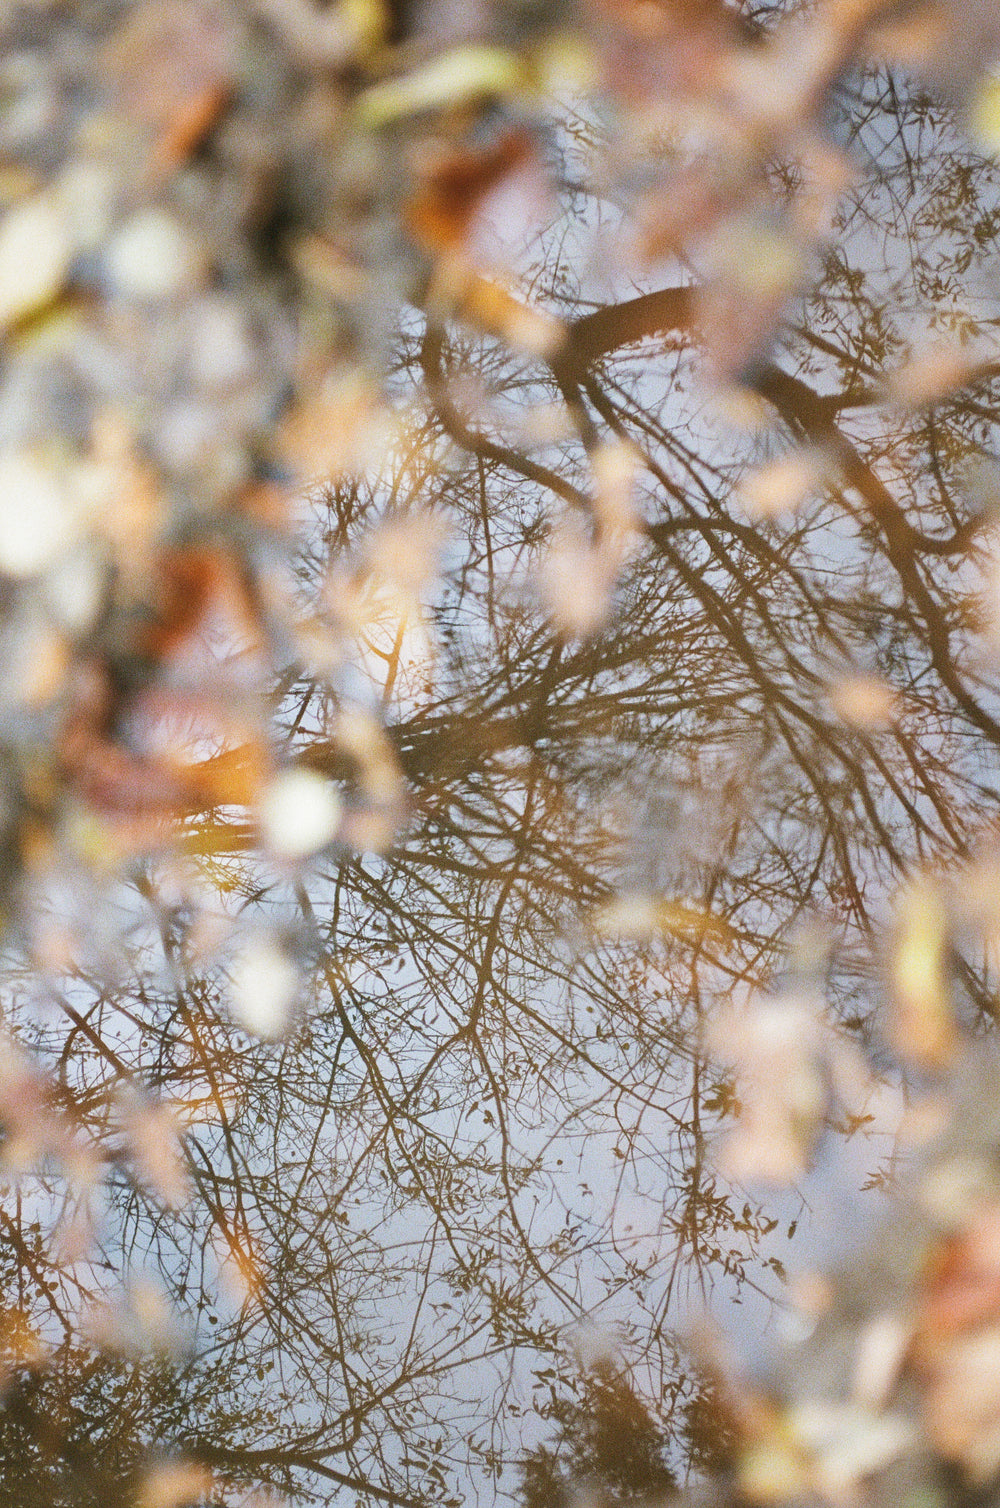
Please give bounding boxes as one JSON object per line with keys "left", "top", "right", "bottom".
{"left": 258, "top": 769, "right": 342, "bottom": 860}
{"left": 228, "top": 939, "right": 300, "bottom": 1039}
{"left": 0, "top": 192, "right": 72, "bottom": 331}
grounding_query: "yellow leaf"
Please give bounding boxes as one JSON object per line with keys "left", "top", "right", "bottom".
{"left": 891, "top": 879, "right": 955, "bottom": 1068}
{"left": 356, "top": 45, "right": 529, "bottom": 128}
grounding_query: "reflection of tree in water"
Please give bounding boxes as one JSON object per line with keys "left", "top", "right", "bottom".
{"left": 520, "top": 1354, "right": 734, "bottom": 1508}
{"left": 0, "top": 1351, "right": 182, "bottom": 1508}
{"left": 6, "top": 8, "right": 1000, "bottom": 1507}
{"left": 521, "top": 1365, "right": 678, "bottom": 1508}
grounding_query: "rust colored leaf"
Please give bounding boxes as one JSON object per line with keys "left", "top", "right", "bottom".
{"left": 918, "top": 1205, "right": 1000, "bottom": 1340}
{"left": 406, "top": 129, "right": 537, "bottom": 256}
{"left": 150, "top": 81, "right": 232, "bottom": 175}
